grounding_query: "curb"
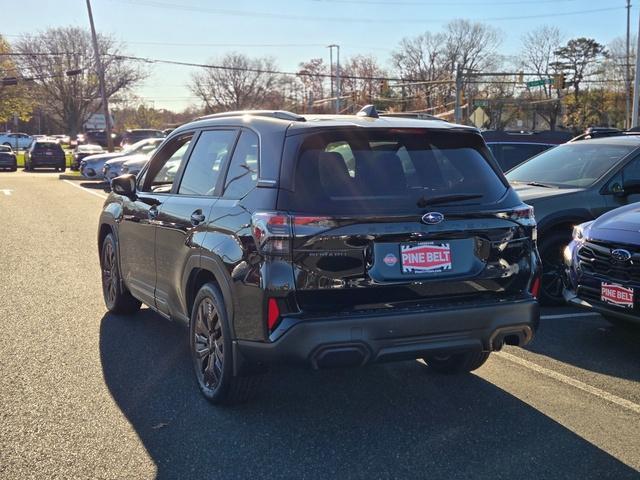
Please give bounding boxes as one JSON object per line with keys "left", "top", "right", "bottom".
{"left": 58, "top": 174, "right": 85, "bottom": 181}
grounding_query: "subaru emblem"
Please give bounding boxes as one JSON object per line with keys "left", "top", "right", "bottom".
{"left": 611, "top": 248, "right": 632, "bottom": 263}
{"left": 422, "top": 212, "right": 444, "bottom": 225}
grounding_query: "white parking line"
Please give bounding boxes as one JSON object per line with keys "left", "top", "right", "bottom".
{"left": 495, "top": 350, "right": 640, "bottom": 415}
{"left": 63, "top": 179, "right": 108, "bottom": 199}
{"left": 541, "top": 312, "right": 602, "bottom": 320}
{"left": 0, "top": 189, "right": 13, "bottom": 196}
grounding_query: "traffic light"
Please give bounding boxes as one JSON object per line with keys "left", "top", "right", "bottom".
{"left": 554, "top": 73, "right": 566, "bottom": 89}
{"left": 379, "top": 79, "right": 389, "bottom": 94}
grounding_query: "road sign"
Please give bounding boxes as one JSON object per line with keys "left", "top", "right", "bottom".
{"left": 473, "top": 99, "right": 489, "bottom": 107}
{"left": 470, "top": 107, "right": 489, "bottom": 128}
{"left": 526, "top": 78, "right": 554, "bottom": 88}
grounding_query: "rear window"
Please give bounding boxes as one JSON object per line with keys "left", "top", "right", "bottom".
{"left": 282, "top": 129, "right": 507, "bottom": 214}
{"left": 34, "top": 142, "right": 62, "bottom": 151}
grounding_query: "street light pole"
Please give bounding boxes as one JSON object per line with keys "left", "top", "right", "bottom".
{"left": 633, "top": 8, "right": 640, "bottom": 127}
{"left": 328, "top": 44, "right": 341, "bottom": 113}
{"left": 85, "top": 0, "right": 114, "bottom": 152}
{"left": 626, "top": 0, "right": 632, "bottom": 129}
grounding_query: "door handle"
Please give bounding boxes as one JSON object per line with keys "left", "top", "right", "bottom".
{"left": 190, "top": 210, "right": 206, "bottom": 226}
{"left": 148, "top": 206, "right": 159, "bottom": 220}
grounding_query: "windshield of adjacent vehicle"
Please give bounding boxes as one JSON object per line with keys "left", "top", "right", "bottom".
{"left": 286, "top": 129, "right": 507, "bottom": 214}
{"left": 506, "top": 142, "right": 636, "bottom": 188}
{"left": 125, "top": 138, "right": 163, "bottom": 154}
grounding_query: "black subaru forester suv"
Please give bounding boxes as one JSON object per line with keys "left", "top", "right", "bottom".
{"left": 99, "top": 107, "right": 541, "bottom": 404}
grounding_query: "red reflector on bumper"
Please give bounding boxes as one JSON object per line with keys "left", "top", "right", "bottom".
{"left": 267, "top": 298, "right": 280, "bottom": 331}
{"left": 530, "top": 276, "right": 541, "bottom": 299}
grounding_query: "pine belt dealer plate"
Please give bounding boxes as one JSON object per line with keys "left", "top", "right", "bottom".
{"left": 400, "top": 242, "right": 452, "bottom": 274}
{"left": 601, "top": 282, "right": 634, "bottom": 309}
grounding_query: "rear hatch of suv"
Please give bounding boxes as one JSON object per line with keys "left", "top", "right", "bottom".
{"left": 272, "top": 127, "right": 537, "bottom": 314}
{"left": 32, "top": 142, "right": 64, "bottom": 164}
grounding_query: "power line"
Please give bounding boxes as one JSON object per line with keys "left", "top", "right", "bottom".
{"left": 312, "top": 0, "right": 579, "bottom": 5}
{"left": 108, "top": 0, "right": 625, "bottom": 24}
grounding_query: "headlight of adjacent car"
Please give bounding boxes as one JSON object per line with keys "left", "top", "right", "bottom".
{"left": 572, "top": 221, "right": 593, "bottom": 242}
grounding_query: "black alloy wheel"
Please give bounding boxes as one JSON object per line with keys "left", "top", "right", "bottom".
{"left": 193, "top": 296, "right": 225, "bottom": 394}
{"left": 100, "top": 233, "right": 141, "bottom": 314}
{"left": 539, "top": 232, "right": 570, "bottom": 305}
{"left": 190, "top": 283, "right": 258, "bottom": 405}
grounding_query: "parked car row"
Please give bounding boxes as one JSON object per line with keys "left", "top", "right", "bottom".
{"left": 79, "top": 137, "right": 163, "bottom": 180}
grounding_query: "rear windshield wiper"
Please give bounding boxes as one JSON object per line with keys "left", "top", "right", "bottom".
{"left": 416, "top": 193, "right": 483, "bottom": 207}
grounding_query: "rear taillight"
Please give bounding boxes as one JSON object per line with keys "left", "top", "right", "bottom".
{"left": 498, "top": 204, "right": 536, "bottom": 228}
{"left": 251, "top": 212, "right": 336, "bottom": 255}
{"left": 251, "top": 212, "right": 292, "bottom": 256}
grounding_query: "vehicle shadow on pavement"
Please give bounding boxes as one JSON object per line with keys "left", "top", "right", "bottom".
{"left": 524, "top": 316, "right": 640, "bottom": 382}
{"left": 79, "top": 181, "right": 109, "bottom": 192}
{"left": 100, "top": 310, "right": 639, "bottom": 480}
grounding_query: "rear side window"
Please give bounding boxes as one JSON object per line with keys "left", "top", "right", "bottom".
{"left": 178, "top": 130, "right": 237, "bottom": 196}
{"left": 282, "top": 129, "right": 507, "bottom": 214}
{"left": 499, "top": 143, "right": 551, "bottom": 171}
{"left": 223, "top": 130, "right": 259, "bottom": 199}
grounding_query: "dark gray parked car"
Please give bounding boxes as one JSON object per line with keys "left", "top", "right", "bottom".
{"left": 0, "top": 145, "right": 17, "bottom": 171}
{"left": 506, "top": 134, "right": 640, "bottom": 304}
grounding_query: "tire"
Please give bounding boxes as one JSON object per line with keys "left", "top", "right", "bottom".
{"left": 59, "top": 166, "right": 66, "bottom": 173}
{"left": 10, "top": 166, "right": 16, "bottom": 172}
{"left": 539, "top": 231, "right": 572, "bottom": 306}
{"left": 190, "top": 282, "right": 258, "bottom": 405}
{"left": 100, "top": 233, "right": 141, "bottom": 314}
{"left": 424, "top": 350, "right": 490, "bottom": 374}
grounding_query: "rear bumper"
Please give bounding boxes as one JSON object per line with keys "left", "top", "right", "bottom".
{"left": 235, "top": 298, "right": 539, "bottom": 370}
{"left": 30, "top": 157, "right": 65, "bottom": 167}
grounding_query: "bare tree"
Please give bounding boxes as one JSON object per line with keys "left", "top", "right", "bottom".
{"left": 520, "top": 26, "right": 564, "bottom": 130}
{"left": 296, "top": 58, "right": 328, "bottom": 110}
{"left": 340, "top": 55, "right": 388, "bottom": 104}
{"left": 190, "top": 53, "right": 279, "bottom": 112}
{"left": 14, "top": 27, "right": 145, "bottom": 135}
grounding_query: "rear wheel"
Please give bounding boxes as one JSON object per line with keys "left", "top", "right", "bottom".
{"left": 539, "top": 231, "right": 571, "bottom": 306}
{"left": 424, "top": 350, "right": 490, "bottom": 374}
{"left": 190, "top": 283, "right": 258, "bottom": 405}
{"left": 101, "top": 233, "right": 141, "bottom": 314}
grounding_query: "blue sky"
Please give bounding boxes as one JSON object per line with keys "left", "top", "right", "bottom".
{"left": 2, "top": 0, "right": 633, "bottom": 110}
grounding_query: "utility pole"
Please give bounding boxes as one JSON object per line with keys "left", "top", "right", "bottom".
{"left": 328, "top": 46, "right": 334, "bottom": 103}
{"left": 626, "top": 0, "right": 632, "bottom": 129}
{"left": 86, "top": 0, "right": 114, "bottom": 152}
{"left": 454, "top": 64, "right": 463, "bottom": 124}
{"left": 328, "top": 44, "right": 341, "bottom": 113}
{"left": 633, "top": 8, "right": 640, "bottom": 127}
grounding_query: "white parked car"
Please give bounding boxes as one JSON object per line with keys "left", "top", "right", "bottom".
{"left": 0, "top": 132, "right": 33, "bottom": 150}
{"left": 80, "top": 137, "right": 163, "bottom": 180}
{"left": 103, "top": 149, "right": 157, "bottom": 183}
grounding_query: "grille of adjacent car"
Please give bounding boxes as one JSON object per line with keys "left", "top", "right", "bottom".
{"left": 577, "top": 241, "right": 640, "bottom": 283}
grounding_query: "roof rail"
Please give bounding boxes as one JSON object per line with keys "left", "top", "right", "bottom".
{"left": 195, "top": 110, "right": 306, "bottom": 122}
{"left": 379, "top": 111, "right": 445, "bottom": 121}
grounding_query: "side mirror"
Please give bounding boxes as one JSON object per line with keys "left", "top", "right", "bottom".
{"left": 111, "top": 174, "right": 137, "bottom": 200}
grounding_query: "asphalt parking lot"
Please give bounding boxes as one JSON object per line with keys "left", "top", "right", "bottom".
{"left": 0, "top": 171, "right": 639, "bottom": 480}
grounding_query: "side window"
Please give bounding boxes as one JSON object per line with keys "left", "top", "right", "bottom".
{"left": 608, "top": 156, "right": 640, "bottom": 193}
{"left": 178, "top": 130, "right": 237, "bottom": 196}
{"left": 142, "top": 135, "right": 192, "bottom": 194}
{"left": 223, "top": 130, "right": 259, "bottom": 199}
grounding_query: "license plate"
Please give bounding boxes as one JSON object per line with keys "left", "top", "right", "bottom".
{"left": 401, "top": 242, "right": 452, "bottom": 274}
{"left": 45, "top": 151, "right": 52, "bottom": 156}
{"left": 601, "top": 282, "right": 634, "bottom": 308}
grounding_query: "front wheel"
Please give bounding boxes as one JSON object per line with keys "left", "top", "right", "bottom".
{"left": 101, "top": 233, "right": 141, "bottom": 314}
{"left": 424, "top": 350, "right": 490, "bottom": 374}
{"left": 190, "top": 283, "right": 258, "bottom": 405}
{"left": 539, "top": 231, "right": 571, "bottom": 306}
